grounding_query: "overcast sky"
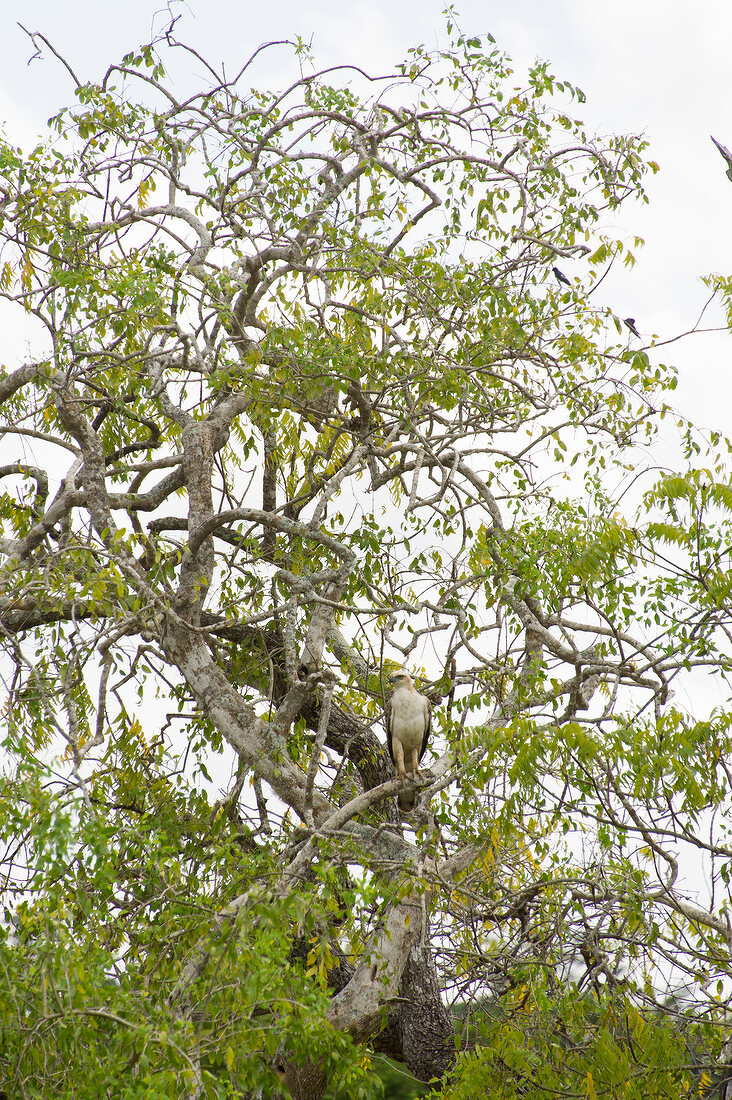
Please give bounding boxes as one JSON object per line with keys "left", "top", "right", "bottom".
{"left": 1, "top": 0, "right": 731, "bottom": 432}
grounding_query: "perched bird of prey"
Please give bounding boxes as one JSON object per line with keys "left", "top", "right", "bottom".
{"left": 623, "top": 317, "right": 640, "bottom": 338}
{"left": 711, "top": 135, "right": 732, "bottom": 183}
{"left": 552, "top": 266, "right": 572, "bottom": 287}
{"left": 385, "top": 669, "right": 431, "bottom": 813}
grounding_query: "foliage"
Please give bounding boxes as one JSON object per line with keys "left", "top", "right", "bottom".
{"left": 1, "top": 14, "right": 732, "bottom": 1100}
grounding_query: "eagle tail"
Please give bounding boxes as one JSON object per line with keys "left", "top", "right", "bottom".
{"left": 398, "top": 788, "right": 417, "bottom": 813}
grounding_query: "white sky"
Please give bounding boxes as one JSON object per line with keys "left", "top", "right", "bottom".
{"left": 0, "top": 0, "right": 731, "bottom": 431}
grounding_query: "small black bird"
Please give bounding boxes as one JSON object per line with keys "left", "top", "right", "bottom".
{"left": 623, "top": 317, "right": 640, "bottom": 338}
{"left": 552, "top": 266, "right": 572, "bottom": 287}
{"left": 711, "top": 135, "right": 732, "bottom": 183}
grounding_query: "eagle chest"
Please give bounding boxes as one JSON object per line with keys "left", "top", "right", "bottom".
{"left": 390, "top": 690, "right": 428, "bottom": 753}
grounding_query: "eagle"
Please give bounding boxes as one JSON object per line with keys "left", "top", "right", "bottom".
{"left": 384, "top": 669, "right": 431, "bottom": 813}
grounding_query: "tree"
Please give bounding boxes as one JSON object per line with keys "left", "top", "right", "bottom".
{"left": 1, "top": 16, "right": 732, "bottom": 1099}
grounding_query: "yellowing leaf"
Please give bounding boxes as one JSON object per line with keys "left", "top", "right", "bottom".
{"left": 137, "top": 176, "right": 156, "bottom": 209}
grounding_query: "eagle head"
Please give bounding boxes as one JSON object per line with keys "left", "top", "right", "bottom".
{"left": 389, "top": 668, "right": 412, "bottom": 685}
